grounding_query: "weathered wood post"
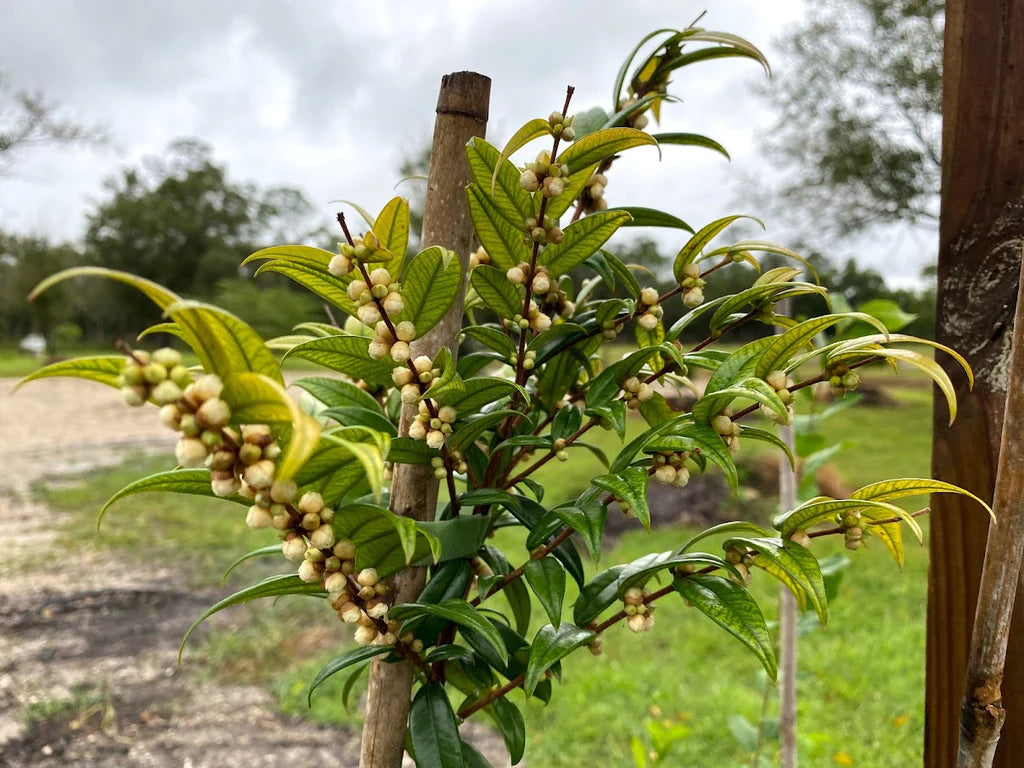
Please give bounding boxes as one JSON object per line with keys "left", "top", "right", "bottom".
{"left": 359, "top": 71, "right": 490, "bottom": 768}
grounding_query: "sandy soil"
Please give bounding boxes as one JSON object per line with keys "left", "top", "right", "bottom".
{"left": 0, "top": 378, "right": 511, "bottom": 768}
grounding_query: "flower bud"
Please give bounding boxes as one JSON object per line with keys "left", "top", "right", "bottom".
{"left": 390, "top": 341, "right": 411, "bottom": 363}
{"left": 159, "top": 403, "right": 182, "bottom": 430}
{"left": 246, "top": 504, "right": 274, "bottom": 528}
{"left": 426, "top": 430, "right": 446, "bottom": 450}
{"left": 270, "top": 479, "right": 298, "bottom": 504}
{"left": 195, "top": 398, "right": 231, "bottom": 430}
{"left": 151, "top": 379, "right": 183, "bottom": 406}
{"left": 437, "top": 405, "right": 457, "bottom": 424}
{"left": 324, "top": 572, "right": 348, "bottom": 594}
{"left": 637, "top": 312, "right": 659, "bottom": 331}
{"left": 369, "top": 267, "right": 391, "bottom": 286}
{"left": 623, "top": 587, "right": 644, "bottom": 606}
{"left": 297, "top": 559, "right": 321, "bottom": 583}
{"left": 392, "top": 367, "right": 414, "bottom": 387}
{"left": 765, "top": 370, "right": 788, "bottom": 391}
{"left": 282, "top": 534, "right": 307, "bottom": 562}
{"left": 532, "top": 314, "right": 552, "bottom": 332}
{"left": 152, "top": 347, "right": 182, "bottom": 368}
{"left": 238, "top": 443, "right": 262, "bottom": 465}
{"left": 506, "top": 266, "right": 526, "bottom": 285}
{"left": 532, "top": 273, "right": 551, "bottom": 294}
{"left": 310, "top": 523, "right": 335, "bottom": 549}
{"left": 366, "top": 601, "right": 389, "bottom": 619}
{"left": 357, "top": 304, "right": 382, "bottom": 326}
{"left": 627, "top": 613, "right": 648, "bottom": 633}
{"left": 683, "top": 287, "right": 705, "bottom": 308}
{"left": 408, "top": 420, "right": 427, "bottom": 441}
{"left": 142, "top": 362, "right": 168, "bottom": 385}
{"left": 673, "top": 467, "right": 691, "bottom": 488}
{"left": 208, "top": 470, "right": 240, "bottom": 498}
{"left": 711, "top": 414, "right": 734, "bottom": 436}
{"left": 120, "top": 385, "right": 148, "bottom": 407}
{"left": 640, "top": 287, "right": 660, "bottom": 306}
{"left": 347, "top": 280, "right": 369, "bottom": 301}
{"left": 395, "top": 321, "right": 416, "bottom": 342}
{"left": 357, "top": 568, "right": 380, "bottom": 587}
{"left": 334, "top": 539, "right": 357, "bottom": 560}
{"left": 328, "top": 254, "right": 351, "bottom": 277}
{"left": 243, "top": 459, "right": 276, "bottom": 490}
{"left": 367, "top": 339, "right": 391, "bottom": 359}
{"left": 542, "top": 176, "right": 565, "bottom": 198}
{"left": 654, "top": 464, "right": 677, "bottom": 485}
{"left": 382, "top": 293, "right": 404, "bottom": 315}
{"left": 175, "top": 437, "right": 208, "bottom": 468}
{"left": 520, "top": 170, "right": 540, "bottom": 192}
{"left": 354, "top": 625, "right": 379, "bottom": 645}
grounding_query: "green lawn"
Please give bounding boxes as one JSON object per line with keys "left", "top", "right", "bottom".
{"left": 34, "top": 373, "right": 937, "bottom": 766}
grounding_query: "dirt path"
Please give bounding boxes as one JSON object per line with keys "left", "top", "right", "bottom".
{"left": 0, "top": 378, "right": 511, "bottom": 768}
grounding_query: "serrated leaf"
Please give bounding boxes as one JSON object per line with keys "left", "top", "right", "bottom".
{"left": 373, "top": 196, "right": 410, "bottom": 277}
{"left": 391, "top": 600, "right": 506, "bottom": 664}
{"left": 98, "top": 468, "right": 249, "bottom": 529}
{"left": 556, "top": 127, "right": 658, "bottom": 174}
{"left": 466, "top": 137, "right": 533, "bottom": 225}
{"left": 179, "top": 575, "right": 324, "bottom": 661}
{"left": 674, "top": 574, "right": 776, "bottom": 680}
{"left": 307, "top": 644, "right": 393, "bottom": 705}
{"left": 651, "top": 132, "right": 729, "bottom": 160}
{"left": 524, "top": 556, "right": 566, "bottom": 629}
{"left": 467, "top": 185, "right": 532, "bottom": 271}
{"left": 672, "top": 215, "right": 763, "bottom": 280}
{"left": 283, "top": 335, "right": 397, "bottom": 387}
{"left": 470, "top": 264, "right": 523, "bottom": 318}
{"left": 398, "top": 246, "right": 462, "bottom": 337}
{"left": 592, "top": 466, "right": 651, "bottom": 530}
{"left": 410, "top": 683, "right": 465, "bottom": 768}
{"left": 541, "top": 210, "right": 632, "bottom": 276}
{"left": 16, "top": 355, "right": 126, "bottom": 392}
{"left": 524, "top": 623, "right": 595, "bottom": 695}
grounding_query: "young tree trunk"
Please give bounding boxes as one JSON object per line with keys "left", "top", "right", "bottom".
{"left": 359, "top": 71, "right": 491, "bottom": 768}
{"left": 778, "top": 423, "right": 798, "bottom": 768}
{"left": 925, "top": 2, "right": 1024, "bottom": 765}
{"left": 958, "top": 254, "right": 1024, "bottom": 766}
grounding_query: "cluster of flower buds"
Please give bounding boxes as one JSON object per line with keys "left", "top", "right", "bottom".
{"left": 119, "top": 347, "right": 193, "bottom": 407}
{"left": 678, "top": 263, "right": 706, "bottom": 308}
{"left": 623, "top": 587, "right": 655, "bottom": 633}
{"left": 547, "top": 109, "right": 576, "bottom": 142}
{"left": 600, "top": 318, "right": 620, "bottom": 341}
{"left": 636, "top": 287, "right": 664, "bottom": 331}
{"left": 760, "top": 369, "right": 796, "bottom": 425}
{"left": 552, "top": 437, "right": 570, "bottom": 462}
{"left": 520, "top": 149, "right": 570, "bottom": 199}
{"left": 327, "top": 565, "right": 396, "bottom": 645}
{"left": 430, "top": 452, "right": 468, "bottom": 478}
{"left": 409, "top": 402, "right": 457, "bottom": 449}
{"left": 392, "top": 355, "right": 440, "bottom": 404}
{"left": 581, "top": 171, "right": 609, "bottom": 213}
{"left": 347, "top": 266, "right": 405, "bottom": 326}
{"left": 724, "top": 546, "right": 755, "bottom": 585}
{"left": 522, "top": 213, "right": 563, "bottom": 245}
{"left": 367, "top": 318, "right": 416, "bottom": 364}
{"left": 520, "top": 348, "right": 538, "bottom": 371}
{"left": 328, "top": 231, "right": 384, "bottom": 278}
{"left": 617, "top": 97, "right": 650, "bottom": 130}
{"left": 839, "top": 512, "right": 864, "bottom": 551}
{"left": 711, "top": 410, "right": 741, "bottom": 454}
{"left": 651, "top": 451, "right": 690, "bottom": 487}
{"left": 468, "top": 245, "right": 491, "bottom": 270}
{"left": 827, "top": 363, "right": 861, "bottom": 396}
{"left": 621, "top": 375, "right": 654, "bottom": 410}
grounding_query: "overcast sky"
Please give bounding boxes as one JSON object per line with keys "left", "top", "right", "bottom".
{"left": 0, "top": 0, "right": 935, "bottom": 285}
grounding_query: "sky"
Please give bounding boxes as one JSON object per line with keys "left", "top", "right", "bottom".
{"left": 0, "top": 0, "right": 936, "bottom": 285}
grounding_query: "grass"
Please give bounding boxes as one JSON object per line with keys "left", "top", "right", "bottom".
{"left": 32, "top": 371, "right": 937, "bottom": 766}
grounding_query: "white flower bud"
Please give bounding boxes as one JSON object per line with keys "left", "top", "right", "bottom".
{"left": 354, "top": 625, "right": 379, "bottom": 645}
{"left": 159, "top": 404, "right": 183, "bottom": 430}
{"left": 506, "top": 266, "right": 526, "bottom": 285}
{"left": 682, "top": 263, "right": 701, "bottom": 280}
{"left": 310, "top": 523, "right": 335, "bottom": 549}
{"left": 401, "top": 384, "right": 421, "bottom": 404}
{"left": 211, "top": 472, "right": 242, "bottom": 498}
{"left": 175, "top": 437, "right": 208, "bottom": 468}
{"left": 269, "top": 479, "right": 297, "bottom": 504}
{"left": 195, "top": 398, "right": 231, "bottom": 429}
{"left": 640, "top": 287, "right": 660, "bottom": 306}
{"left": 242, "top": 424, "right": 273, "bottom": 445}
{"left": 366, "top": 601, "right": 389, "bottom": 619}
{"left": 532, "top": 313, "right": 552, "bottom": 332}
{"left": 325, "top": 572, "right": 348, "bottom": 593}
{"left": 243, "top": 503, "right": 272, "bottom": 529}
{"left": 297, "top": 559, "right": 321, "bottom": 583}
{"left": 242, "top": 459, "right": 275, "bottom": 490}
{"left": 151, "top": 379, "right": 183, "bottom": 406}
{"left": 120, "top": 385, "right": 148, "bottom": 407}
{"left": 711, "top": 414, "right": 734, "bottom": 436}
{"left": 333, "top": 539, "right": 356, "bottom": 560}
{"left": 426, "top": 430, "right": 446, "bottom": 449}
{"left": 357, "top": 568, "right": 380, "bottom": 587}
{"left": 637, "top": 312, "right": 659, "bottom": 331}
{"left": 328, "top": 254, "right": 351, "bottom": 277}
{"left": 192, "top": 374, "right": 224, "bottom": 402}
{"left": 623, "top": 376, "right": 641, "bottom": 393}
{"left": 672, "top": 467, "right": 691, "bottom": 488}
{"left": 683, "top": 287, "right": 705, "bottom": 308}
{"left": 368, "top": 339, "right": 391, "bottom": 359}
{"left": 627, "top": 613, "right": 648, "bottom": 633}
{"left": 413, "top": 355, "right": 433, "bottom": 373}
{"left": 437, "top": 405, "right": 457, "bottom": 424}
{"left": 357, "top": 304, "right": 382, "bottom": 326}
{"left": 282, "top": 535, "right": 307, "bottom": 562}
{"left": 654, "top": 464, "right": 677, "bottom": 485}
{"left": 369, "top": 267, "right": 391, "bottom": 286}
{"left": 520, "top": 170, "right": 540, "bottom": 192}
{"left": 765, "top": 370, "right": 789, "bottom": 391}
{"left": 532, "top": 273, "right": 551, "bottom": 294}
{"left": 395, "top": 321, "right": 416, "bottom": 342}
{"left": 390, "top": 341, "right": 411, "bottom": 363}
{"left": 380, "top": 293, "right": 403, "bottom": 315}
{"left": 542, "top": 176, "right": 565, "bottom": 198}
{"left": 408, "top": 420, "right": 427, "bottom": 440}
{"left": 636, "top": 383, "right": 653, "bottom": 402}
{"left": 623, "top": 587, "right": 644, "bottom": 606}
{"left": 392, "top": 367, "right": 414, "bottom": 387}
{"left": 296, "top": 491, "right": 324, "bottom": 516}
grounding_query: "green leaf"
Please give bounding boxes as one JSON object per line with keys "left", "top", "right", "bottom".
{"left": 320, "top": 432, "right": 389, "bottom": 504}
{"left": 470, "top": 264, "right": 523, "bottom": 318}
{"left": 494, "top": 118, "right": 551, "bottom": 180}
{"left": 98, "top": 468, "right": 249, "bottom": 529}
{"left": 221, "top": 372, "right": 321, "bottom": 481}
{"left": 398, "top": 246, "right": 462, "bottom": 337}
{"left": 466, "top": 137, "right": 533, "bottom": 225}
{"left": 691, "top": 377, "right": 788, "bottom": 425}
{"left": 851, "top": 477, "right": 993, "bottom": 521}
{"left": 573, "top": 566, "right": 626, "bottom": 626}
{"left": 30, "top": 266, "right": 179, "bottom": 311}
{"left": 541, "top": 210, "right": 632, "bottom": 276}
{"left": 437, "top": 378, "right": 525, "bottom": 414}
{"left": 462, "top": 325, "right": 517, "bottom": 359}
{"left": 410, "top": 683, "right": 465, "bottom": 768}
{"left": 556, "top": 127, "right": 658, "bottom": 174}
{"left": 672, "top": 215, "right": 764, "bottom": 280}
{"left": 870, "top": 521, "right": 905, "bottom": 570}
{"left": 220, "top": 544, "right": 281, "bottom": 584}
{"left": 678, "top": 520, "right": 770, "bottom": 553}
{"left": 253, "top": 261, "right": 357, "bottom": 318}
{"left": 606, "top": 206, "right": 693, "bottom": 233}
{"left": 164, "top": 300, "right": 282, "bottom": 384}
{"left": 673, "top": 29, "right": 770, "bottom": 74}
{"left": 373, "top": 196, "right": 411, "bottom": 278}
{"left": 612, "top": 27, "right": 676, "bottom": 105}
{"left": 651, "top": 132, "right": 729, "bottom": 160}
{"left": 390, "top": 600, "right": 506, "bottom": 664}
{"left": 542, "top": 161, "right": 601, "bottom": 220}
{"left": 333, "top": 503, "right": 426, "bottom": 577}
{"left": 307, "top": 644, "right": 393, "bottom": 705}
{"left": 292, "top": 376, "right": 382, "bottom": 413}
{"left": 243, "top": 244, "right": 336, "bottom": 270}
{"left": 552, "top": 502, "right": 606, "bottom": 561}
{"left": 446, "top": 409, "right": 519, "bottom": 453}
{"left": 619, "top": 551, "right": 739, "bottom": 592}
{"left": 524, "top": 623, "right": 595, "bottom": 695}
{"left": 773, "top": 497, "right": 908, "bottom": 538}
{"left": 16, "top": 355, "right": 125, "bottom": 392}
{"left": 673, "top": 574, "right": 776, "bottom": 680}
{"left": 460, "top": 739, "right": 495, "bottom": 768}
{"left": 388, "top": 436, "right": 441, "bottom": 466}
{"left": 466, "top": 186, "right": 532, "bottom": 271}
{"left": 416, "top": 516, "right": 491, "bottom": 565}
{"left": 487, "top": 697, "right": 526, "bottom": 765}
{"left": 726, "top": 536, "right": 827, "bottom": 624}
{"left": 283, "top": 335, "right": 398, "bottom": 387}
{"left": 180, "top": 575, "right": 324, "bottom": 661}
{"left": 673, "top": 422, "right": 740, "bottom": 493}
{"left": 755, "top": 313, "right": 889, "bottom": 379}
{"left": 592, "top": 467, "right": 651, "bottom": 530}
{"left": 524, "top": 556, "right": 567, "bottom": 629}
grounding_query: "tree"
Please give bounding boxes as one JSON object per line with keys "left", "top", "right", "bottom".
{"left": 0, "top": 71, "right": 106, "bottom": 176}
{"left": 19, "top": 25, "right": 988, "bottom": 768}
{"left": 0, "top": 232, "right": 80, "bottom": 344}
{"left": 756, "top": 0, "right": 942, "bottom": 237}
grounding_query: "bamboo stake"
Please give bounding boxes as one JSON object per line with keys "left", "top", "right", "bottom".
{"left": 957, "top": 251, "right": 1024, "bottom": 767}
{"left": 359, "top": 71, "right": 490, "bottom": 768}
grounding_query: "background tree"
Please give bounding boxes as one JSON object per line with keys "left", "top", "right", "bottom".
{"left": 0, "top": 71, "right": 106, "bottom": 176}
{"left": 755, "top": 0, "right": 942, "bottom": 238}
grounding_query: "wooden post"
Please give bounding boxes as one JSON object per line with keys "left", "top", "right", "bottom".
{"left": 926, "top": 2, "right": 1024, "bottom": 765}
{"left": 958, "top": 253, "right": 1024, "bottom": 766}
{"left": 359, "top": 71, "right": 490, "bottom": 768}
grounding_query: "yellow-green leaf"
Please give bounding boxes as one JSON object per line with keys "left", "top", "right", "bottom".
{"left": 851, "top": 477, "right": 994, "bottom": 522}
{"left": 755, "top": 313, "right": 889, "bottom": 380}
{"left": 541, "top": 210, "right": 632, "bottom": 276}
{"left": 283, "top": 335, "right": 398, "bottom": 387}
{"left": 466, "top": 137, "right": 533, "bottom": 225}
{"left": 396, "top": 246, "right": 462, "bottom": 338}
{"left": 373, "top": 196, "right": 410, "bottom": 277}
{"left": 466, "top": 184, "right": 531, "bottom": 270}
{"left": 16, "top": 355, "right": 125, "bottom": 392}
{"left": 870, "top": 521, "right": 905, "bottom": 570}
{"left": 492, "top": 118, "right": 552, "bottom": 189}
{"left": 672, "top": 215, "right": 764, "bottom": 280}
{"left": 556, "top": 127, "right": 658, "bottom": 175}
